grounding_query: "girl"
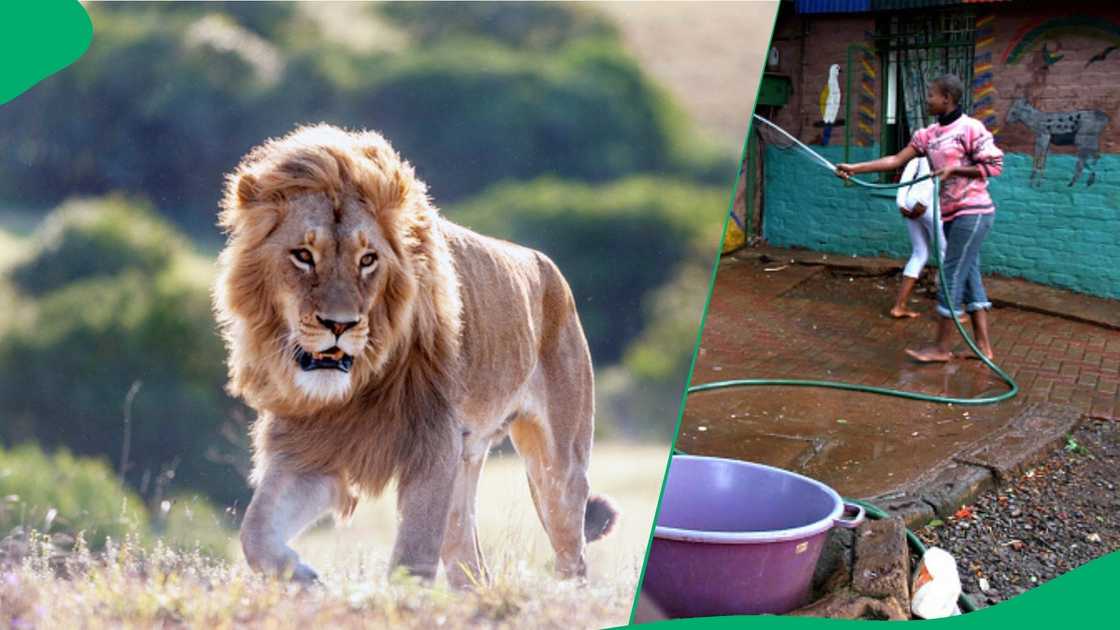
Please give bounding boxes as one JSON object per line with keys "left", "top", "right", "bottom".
{"left": 837, "top": 73, "right": 1004, "bottom": 362}
{"left": 891, "top": 155, "right": 944, "bottom": 319}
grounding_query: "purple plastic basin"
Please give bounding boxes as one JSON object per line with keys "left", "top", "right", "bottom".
{"left": 643, "top": 455, "right": 864, "bottom": 618}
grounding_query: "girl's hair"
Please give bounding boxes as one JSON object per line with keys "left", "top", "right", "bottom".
{"left": 931, "top": 74, "right": 964, "bottom": 105}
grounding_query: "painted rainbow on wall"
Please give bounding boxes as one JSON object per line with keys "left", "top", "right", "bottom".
{"left": 1002, "top": 15, "right": 1120, "bottom": 65}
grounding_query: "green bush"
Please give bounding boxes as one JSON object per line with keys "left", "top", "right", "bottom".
{"left": 596, "top": 261, "right": 714, "bottom": 439}
{"left": 449, "top": 176, "right": 724, "bottom": 364}
{"left": 155, "top": 493, "right": 235, "bottom": 558}
{"left": 0, "top": 3, "right": 719, "bottom": 226}
{"left": 9, "top": 196, "right": 187, "bottom": 296}
{"left": 349, "top": 40, "right": 699, "bottom": 202}
{"left": 0, "top": 6, "right": 285, "bottom": 232}
{"left": 0, "top": 198, "right": 249, "bottom": 508}
{"left": 0, "top": 443, "right": 148, "bottom": 549}
{"left": 94, "top": 2, "right": 299, "bottom": 41}
{"left": 380, "top": 2, "right": 618, "bottom": 50}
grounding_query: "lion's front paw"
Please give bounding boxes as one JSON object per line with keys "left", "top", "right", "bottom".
{"left": 291, "top": 562, "right": 320, "bottom": 584}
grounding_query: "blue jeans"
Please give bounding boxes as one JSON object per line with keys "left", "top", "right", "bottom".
{"left": 936, "top": 213, "right": 994, "bottom": 319}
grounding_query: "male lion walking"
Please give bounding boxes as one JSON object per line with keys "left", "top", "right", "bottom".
{"left": 213, "top": 124, "right": 617, "bottom": 587}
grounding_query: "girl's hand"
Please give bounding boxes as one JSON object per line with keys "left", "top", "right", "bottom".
{"left": 935, "top": 166, "right": 957, "bottom": 182}
{"left": 835, "top": 163, "right": 856, "bottom": 180}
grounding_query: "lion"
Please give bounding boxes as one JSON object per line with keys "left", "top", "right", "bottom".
{"left": 213, "top": 123, "right": 618, "bottom": 587}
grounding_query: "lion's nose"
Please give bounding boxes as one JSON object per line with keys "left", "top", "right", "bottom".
{"left": 316, "top": 315, "right": 358, "bottom": 337}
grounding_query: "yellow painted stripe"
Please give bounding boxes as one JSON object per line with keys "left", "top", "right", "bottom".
{"left": 976, "top": 14, "right": 994, "bottom": 28}
{"left": 859, "top": 105, "right": 875, "bottom": 117}
{"left": 977, "top": 36, "right": 995, "bottom": 48}
{"left": 975, "top": 63, "right": 993, "bottom": 73}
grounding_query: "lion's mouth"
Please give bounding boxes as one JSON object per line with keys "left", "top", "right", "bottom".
{"left": 295, "top": 346, "right": 354, "bottom": 373}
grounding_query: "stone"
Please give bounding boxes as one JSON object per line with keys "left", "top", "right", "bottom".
{"left": 810, "top": 527, "right": 855, "bottom": 599}
{"left": 918, "top": 462, "right": 994, "bottom": 520}
{"left": 790, "top": 589, "right": 908, "bottom": 621}
{"left": 868, "top": 493, "right": 935, "bottom": 529}
{"left": 956, "top": 403, "right": 1082, "bottom": 482}
{"left": 852, "top": 517, "right": 911, "bottom": 613}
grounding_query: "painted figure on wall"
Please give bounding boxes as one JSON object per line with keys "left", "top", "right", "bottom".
{"left": 1006, "top": 98, "right": 1109, "bottom": 187}
{"left": 818, "top": 64, "right": 841, "bottom": 145}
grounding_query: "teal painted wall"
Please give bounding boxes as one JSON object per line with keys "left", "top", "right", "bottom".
{"left": 762, "top": 145, "right": 1120, "bottom": 299}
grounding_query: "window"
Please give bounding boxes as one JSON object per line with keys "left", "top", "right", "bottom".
{"left": 875, "top": 10, "right": 977, "bottom": 161}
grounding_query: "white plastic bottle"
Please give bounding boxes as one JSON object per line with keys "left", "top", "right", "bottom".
{"left": 911, "top": 547, "right": 963, "bottom": 619}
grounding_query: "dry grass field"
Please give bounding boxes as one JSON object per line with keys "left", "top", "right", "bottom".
{"left": 1, "top": 444, "right": 667, "bottom": 628}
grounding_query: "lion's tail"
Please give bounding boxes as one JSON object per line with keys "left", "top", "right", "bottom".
{"left": 584, "top": 494, "right": 620, "bottom": 542}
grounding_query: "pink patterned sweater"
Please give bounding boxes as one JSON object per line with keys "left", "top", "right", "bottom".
{"left": 909, "top": 114, "right": 1004, "bottom": 222}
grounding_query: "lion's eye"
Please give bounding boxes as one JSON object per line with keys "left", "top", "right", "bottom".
{"left": 359, "top": 253, "right": 378, "bottom": 268}
{"left": 290, "top": 248, "right": 315, "bottom": 267}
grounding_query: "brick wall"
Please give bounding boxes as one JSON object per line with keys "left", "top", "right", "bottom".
{"left": 760, "top": 3, "right": 1120, "bottom": 299}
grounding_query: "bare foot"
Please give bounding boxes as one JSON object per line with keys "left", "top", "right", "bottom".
{"left": 905, "top": 346, "right": 954, "bottom": 363}
{"left": 890, "top": 306, "right": 921, "bottom": 319}
{"left": 965, "top": 347, "right": 995, "bottom": 361}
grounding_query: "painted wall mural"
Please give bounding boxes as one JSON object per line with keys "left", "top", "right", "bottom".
{"left": 1001, "top": 16, "right": 1120, "bottom": 65}
{"left": 817, "top": 63, "right": 842, "bottom": 145}
{"left": 1085, "top": 45, "right": 1118, "bottom": 67}
{"left": 1001, "top": 15, "right": 1120, "bottom": 103}
{"left": 853, "top": 44, "right": 877, "bottom": 147}
{"left": 1006, "top": 99, "right": 1109, "bottom": 187}
{"left": 996, "top": 14, "right": 1120, "bottom": 185}
{"left": 972, "top": 14, "right": 1000, "bottom": 136}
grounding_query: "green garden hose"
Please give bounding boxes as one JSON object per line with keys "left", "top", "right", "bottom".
{"left": 846, "top": 497, "right": 979, "bottom": 614}
{"left": 687, "top": 115, "right": 1018, "bottom": 406}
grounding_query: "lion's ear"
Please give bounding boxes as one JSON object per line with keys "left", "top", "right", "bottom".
{"left": 236, "top": 173, "right": 260, "bottom": 206}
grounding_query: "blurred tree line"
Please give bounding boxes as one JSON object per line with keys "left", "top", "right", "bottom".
{"left": 0, "top": 3, "right": 731, "bottom": 516}
{"left": 0, "top": 2, "right": 725, "bottom": 233}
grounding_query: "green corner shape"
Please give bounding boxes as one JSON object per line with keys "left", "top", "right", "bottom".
{"left": 0, "top": 0, "right": 92, "bottom": 106}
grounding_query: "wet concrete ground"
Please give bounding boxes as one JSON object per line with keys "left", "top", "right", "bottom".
{"left": 678, "top": 251, "right": 1120, "bottom": 499}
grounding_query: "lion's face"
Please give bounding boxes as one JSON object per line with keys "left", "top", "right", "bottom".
{"left": 216, "top": 124, "right": 455, "bottom": 415}
{"left": 261, "top": 192, "right": 401, "bottom": 404}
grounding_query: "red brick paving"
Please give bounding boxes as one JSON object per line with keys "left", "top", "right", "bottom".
{"left": 677, "top": 252, "right": 1120, "bottom": 498}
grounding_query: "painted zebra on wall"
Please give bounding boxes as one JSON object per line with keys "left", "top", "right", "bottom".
{"left": 1006, "top": 98, "right": 1109, "bottom": 187}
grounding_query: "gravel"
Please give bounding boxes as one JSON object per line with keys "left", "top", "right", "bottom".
{"left": 915, "top": 419, "right": 1119, "bottom": 608}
